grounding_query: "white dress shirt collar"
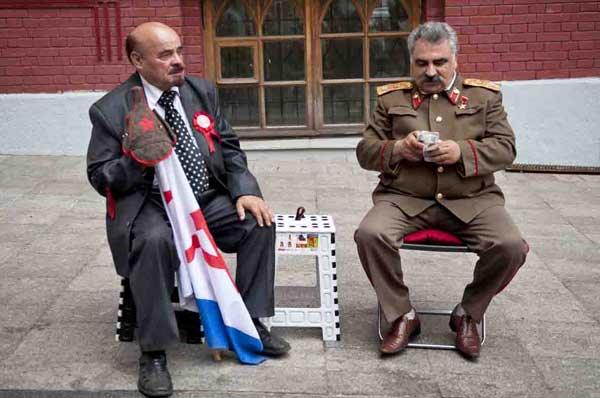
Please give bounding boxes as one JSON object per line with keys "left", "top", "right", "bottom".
{"left": 445, "top": 71, "right": 457, "bottom": 91}
{"left": 139, "top": 75, "right": 181, "bottom": 110}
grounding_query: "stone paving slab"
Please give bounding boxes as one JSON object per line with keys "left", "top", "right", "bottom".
{"left": 0, "top": 393, "right": 409, "bottom": 398}
{"left": 0, "top": 155, "right": 599, "bottom": 397}
{"left": 533, "top": 356, "right": 600, "bottom": 393}
{"left": 0, "top": 277, "right": 68, "bottom": 329}
{"left": 42, "top": 290, "right": 119, "bottom": 324}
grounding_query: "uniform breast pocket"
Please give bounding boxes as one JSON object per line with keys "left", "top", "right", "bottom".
{"left": 455, "top": 105, "right": 485, "bottom": 139}
{"left": 389, "top": 106, "right": 419, "bottom": 138}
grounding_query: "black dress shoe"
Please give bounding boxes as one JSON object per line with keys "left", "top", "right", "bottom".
{"left": 253, "top": 319, "right": 291, "bottom": 356}
{"left": 138, "top": 351, "right": 173, "bottom": 397}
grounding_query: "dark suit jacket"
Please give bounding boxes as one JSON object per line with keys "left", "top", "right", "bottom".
{"left": 86, "top": 73, "right": 262, "bottom": 276}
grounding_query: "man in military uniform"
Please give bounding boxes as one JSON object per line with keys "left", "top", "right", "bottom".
{"left": 355, "top": 22, "right": 528, "bottom": 358}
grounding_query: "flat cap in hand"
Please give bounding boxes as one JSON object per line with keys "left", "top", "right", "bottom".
{"left": 122, "top": 86, "right": 176, "bottom": 166}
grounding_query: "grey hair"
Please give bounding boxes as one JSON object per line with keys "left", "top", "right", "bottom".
{"left": 407, "top": 22, "right": 459, "bottom": 57}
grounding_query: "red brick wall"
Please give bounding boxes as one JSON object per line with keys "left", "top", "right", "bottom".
{"left": 441, "top": 0, "right": 600, "bottom": 80}
{"left": 1, "top": 1, "right": 598, "bottom": 94}
{"left": 0, "top": 0, "right": 204, "bottom": 93}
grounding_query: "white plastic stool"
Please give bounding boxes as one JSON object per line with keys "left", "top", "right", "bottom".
{"left": 265, "top": 210, "right": 340, "bottom": 342}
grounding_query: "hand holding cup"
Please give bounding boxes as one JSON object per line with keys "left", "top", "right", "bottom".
{"left": 417, "top": 131, "right": 440, "bottom": 162}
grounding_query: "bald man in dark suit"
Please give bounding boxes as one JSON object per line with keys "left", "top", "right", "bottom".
{"left": 87, "top": 22, "right": 289, "bottom": 397}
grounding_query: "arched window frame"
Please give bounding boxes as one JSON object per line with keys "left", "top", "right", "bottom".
{"left": 203, "top": 0, "right": 421, "bottom": 138}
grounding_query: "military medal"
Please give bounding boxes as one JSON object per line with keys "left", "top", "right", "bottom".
{"left": 458, "top": 95, "right": 469, "bottom": 109}
{"left": 192, "top": 111, "right": 220, "bottom": 153}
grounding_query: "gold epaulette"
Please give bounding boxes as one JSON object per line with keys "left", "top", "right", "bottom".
{"left": 463, "top": 78, "right": 501, "bottom": 92}
{"left": 376, "top": 81, "right": 413, "bottom": 96}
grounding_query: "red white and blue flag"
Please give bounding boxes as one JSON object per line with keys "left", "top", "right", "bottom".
{"left": 155, "top": 154, "right": 266, "bottom": 365}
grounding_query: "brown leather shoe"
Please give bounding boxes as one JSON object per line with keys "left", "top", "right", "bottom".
{"left": 449, "top": 304, "right": 482, "bottom": 358}
{"left": 454, "top": 315, "right": 481, "bottom": 359}
{"left": 449, "top": 304, "right": 461, "bottom": 333}
{"left": 379, "top": 313, "right": 421, "bottom": 355}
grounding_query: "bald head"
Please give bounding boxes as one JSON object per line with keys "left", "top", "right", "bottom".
{"left": 126, "top": 22, "right": 179, "bottom": 63}
{"left": 126, "top": 22, "right": 186, "bottom": 91}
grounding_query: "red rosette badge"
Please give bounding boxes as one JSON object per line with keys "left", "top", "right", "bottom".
{"left": 192, "top": 111, "right": 220, "bottom": 153}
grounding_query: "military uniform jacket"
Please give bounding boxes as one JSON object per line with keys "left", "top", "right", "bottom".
{"left": 86, "top": 73, "right": 262, "bottom": 276}
{"left": 356, "top": 75, "right": 516, "bottom": 223}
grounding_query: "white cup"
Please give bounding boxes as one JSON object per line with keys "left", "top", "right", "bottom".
{"left": 417, "top": 131, "right": 439, "bottom": 162}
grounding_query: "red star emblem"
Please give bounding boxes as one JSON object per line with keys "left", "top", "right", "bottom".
{"left": 138, "top": 116, "right": 154, "bottom": 133}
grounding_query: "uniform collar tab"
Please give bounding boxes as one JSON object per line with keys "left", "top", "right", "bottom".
{"left": 412, "top": 91, "right": 422, "bottom": 109}
{"left": 446, "top": 86, "right": 460, "bottom": 105}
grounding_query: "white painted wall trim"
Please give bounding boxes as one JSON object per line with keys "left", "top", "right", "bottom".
{"left": 0, "top": 78, "right": 599, "bottom": 167}
{"left": 240, "top": 137, "right": 360, "bottom": 151}
{"left": 501, "top": 77, "right": 600, "bottom": 167}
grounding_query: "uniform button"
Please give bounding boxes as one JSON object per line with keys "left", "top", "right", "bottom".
{"left": 435, "top": 116, "right": 443, "bottom": 123}
{"left": 126, "top": 222, "right": 130, "bottom": 227}
{"left": 432, "top": 93, "right": 439, "bottom": 100}
{"left": 436, "top": 193, "right": 443, "bottom": 200}
{"left": 437, "top": 166, "right": 444, "bottom": 173}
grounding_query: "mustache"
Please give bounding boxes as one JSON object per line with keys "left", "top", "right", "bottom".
{"left": 423, "top": 74, "right": 442, "bottom": 82}
{"left": 169, "top": 66, "right": 184, "bottom": 74}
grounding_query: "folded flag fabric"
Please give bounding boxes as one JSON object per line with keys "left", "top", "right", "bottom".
{"left": 155, "top": 153, "right": 266, "bottom": 365}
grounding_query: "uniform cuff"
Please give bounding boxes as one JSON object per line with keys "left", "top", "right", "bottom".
{"left": 380, "top": 140, "right": 400, "bottom": 175}
{"left": 458, "top": 140, "right": 478, "bottom": 177}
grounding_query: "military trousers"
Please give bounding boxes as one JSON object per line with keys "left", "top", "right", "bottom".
{"left": 128, "top": 189, "right": 275, "bottom": 352}
{"left": 355, "top": 201, "right": 528, "bottom": 323}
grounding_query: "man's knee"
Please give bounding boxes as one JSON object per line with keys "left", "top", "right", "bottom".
{"left": 244, "top": 213, "right": 275, "bottom": 236}
{"left": 355, "top": 220, "right": 386, "bottom": 247}
{"left": 235, "top": 213, "right": 275, "bottom": 253}
{"left": 134, "top": 221, "right": 174, "bottom": 251}
{"left": 493, "top": 236, "right": 529, "bottom": 266}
